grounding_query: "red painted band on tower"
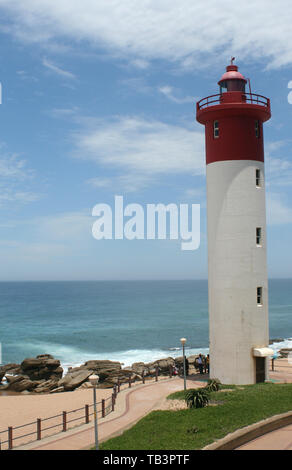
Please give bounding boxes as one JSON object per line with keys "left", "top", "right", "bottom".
{"left": 196, "top": 90, "right": 271, "bottom": 165}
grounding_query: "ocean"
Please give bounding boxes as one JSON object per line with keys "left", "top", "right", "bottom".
{"left": 0, "top": 280, "right": 291, "bottom": 373}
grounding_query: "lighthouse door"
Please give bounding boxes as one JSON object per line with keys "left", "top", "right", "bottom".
{"left": 255, "top": 358, "right": 266, "bottom": 383}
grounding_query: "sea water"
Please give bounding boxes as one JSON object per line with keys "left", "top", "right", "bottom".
{"left": 0, "top": 280, "right": 291, "bottom": 372}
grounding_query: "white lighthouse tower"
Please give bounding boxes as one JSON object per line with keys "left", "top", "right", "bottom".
{"left": 196, "top": 60, "right": 273, "bottom": 385}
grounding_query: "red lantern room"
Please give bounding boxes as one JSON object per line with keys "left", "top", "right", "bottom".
{"left": 218, "top": 60, "right": 247, "bottom": 93}
{"left": 196, "top": 59, "right": 271, "bottom": 166}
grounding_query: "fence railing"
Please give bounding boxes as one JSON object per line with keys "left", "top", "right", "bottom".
{"left": 0, "top": 366, "right": 173, "bottom": 450}
{"left": 196, "top": 92, "right": 270, "bottom": 111}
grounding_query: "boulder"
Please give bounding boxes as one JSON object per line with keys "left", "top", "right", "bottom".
{"left": 34, "top": 380, "right": 60, "bottom": 394}
{"left": 144, "top": 357, "right": 175, "bottom": 376}
{"left": 83, "top": 360, "right": 121, "bottom": 373}
{"left": 0, "top": 363, "right": 21, "bottom": 380}
{"left": 20, "top": 357, "right": 63, "bottom": 381}
{"left": 131, "top": 362, "right": 148, "bottom": 375}
{"left": 36, "top": 354, "right": 55, "bottom": 360}
{"left": 6, "top": 375, "right": 37, "bottom": 392}
{"left": 187, "top": 355, "right": 199, "bottom": 365}
{"left": 58, "top": 369, "right": 93, "bottom": 391}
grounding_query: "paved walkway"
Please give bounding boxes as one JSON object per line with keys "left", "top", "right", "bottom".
{"left": 15, "top": 376, "right": 205, "bottom": 450}
{"left": 237, "top": 358, "right": 292, "bottom": 450}
{"left": 237, "top": 424, "right": 292, "bottom": 450}
{"left": 13, "top": 358, "right": 292, "bottom": 451}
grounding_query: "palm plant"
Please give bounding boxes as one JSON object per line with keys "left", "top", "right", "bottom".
{"left": 184, "top": 388, "right": 210, "bottom": 409}
{"left": 205, "top": 378, "right": 221, "bottom": 392}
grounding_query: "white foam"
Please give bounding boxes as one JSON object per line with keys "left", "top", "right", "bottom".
{"left": 269, "top": 338, "right": 292, "bottom": 353}
{"left": 15, "top": 337, "right": 292, "bottom": 376}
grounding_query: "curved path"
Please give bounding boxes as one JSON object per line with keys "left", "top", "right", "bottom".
{"left": 16, "top": 376, "right": 204, "bottom": 450}
{"left": 237, "top": 424, "right": 292, "bottom": 450}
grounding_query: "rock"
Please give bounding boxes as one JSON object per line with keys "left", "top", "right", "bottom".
{"left": 269, "top": 339, "right": 284, "bottom": 344}
{"left": 34, "top": 379, "right": 60, "bottom": 394}
{"left": 131, "top": 362, "right": 148, "bottom": 375}
{"left": 0, "top": 363, "right": 21, "bottom": 380}
{"left": 36, "top": 354, "right": 55, "bottom": 360}
{"left": 279, "top": 348, "right": 292, "bottom": 358}
{"left": 20, "top": 357, "right": 63, "bottom": 381}
{"left": 58, "top": 369, "right": 94, "bottom": 391}
{"left": 77, "top": 381, "right": 94, "bottom": 390}
{"left": 49, "top": 386, "right": 65, "bottom": 394}
{"left": 6, "top": 375, "right": 37, "bottom": 392}
{"left": 143, "top": 357, "right": 175, "bottom": 376}
{"left": 3, "top": 355, "right": 63, "bottom": 392}
{"left": 187, "top": 355, "right": 199, "bottom": 364}
{"left": 83, "top": 360, "right": 121, "bottom": 373}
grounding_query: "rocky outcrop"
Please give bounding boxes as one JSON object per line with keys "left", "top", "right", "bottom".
{"left": 0, "top": 352, "right": 204, "bottom": 394}
{"left": 0, "top": 363, "right": 22, "bottom": 384}
{"left": 5, "top": 375, "right": 37, "bottom": 392}
{"left": 21, "top": 356, "right": 63, "bottom": 381}
{"left": 1, "top": 355, "right": 63, "bottom": 394}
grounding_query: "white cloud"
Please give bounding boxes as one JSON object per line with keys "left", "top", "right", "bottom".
{"left": 87, "top": 174, "right": 155, "bottom": 193}
{"left": 0, "top": 1, "right": 291, "bottom": 68}
{"left": 73, "top": 116, "right": 205, "bottom": 177}
{"left": 42, "top": 57, "right": 76, "bottom": 79}
{"left": 158, "top": 86, "right": 195, "bottom": 104}
{"left": 0, "top": 148, "right": 40, "bottom": 206}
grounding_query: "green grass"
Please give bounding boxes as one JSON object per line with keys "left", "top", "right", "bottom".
{"left": 99, "top": 383, "right": 292, "bottom": 450}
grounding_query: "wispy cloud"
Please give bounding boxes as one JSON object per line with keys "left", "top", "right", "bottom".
{"left": 0, "top": 1, "right": 292, "bottom": 68}
{"left": 87, "top": 174, "right": 155, "bottom": 193}
{"left": 0, "top": 146, "right": 40, "bottom": 207}
{"left": 158, "top": 86, "right": 195, "bottom": 104}
{"left": 73, "top": 116, "right": 205, "bottom": 177}
{"left": 42, "top": 58, "right": 76, "bottom": 80}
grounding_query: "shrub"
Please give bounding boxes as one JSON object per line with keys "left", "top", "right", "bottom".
{"left": 185, "top": 388, "right": 210, "bottom": 409}
{"left": 205, "top": 378, "right": 221, "bottom": 392}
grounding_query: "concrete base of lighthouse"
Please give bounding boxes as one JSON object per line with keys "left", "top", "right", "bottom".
{"left": 206, "top": 159, "right": 271, "bottom": 385}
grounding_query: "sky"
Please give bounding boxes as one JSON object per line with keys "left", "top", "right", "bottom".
{"left": 0, "top": 0, "right": 292, "bottom": 280}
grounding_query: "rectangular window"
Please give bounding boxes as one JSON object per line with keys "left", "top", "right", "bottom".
{"left": 214, "top": 120, "right": 219, "bottom": 138}
{"left": 255, "top": 120, "right": 260, "bottom": 138}
{"left": 257, "top": 287, "right": 263, "bottom": 306}
{"left": 256, "top": 227, "right": 262, "bottom": 246}
{"left": 256, "top": 169, "right": 261, "bottom": 187}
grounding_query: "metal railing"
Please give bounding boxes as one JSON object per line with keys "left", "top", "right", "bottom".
{"left": 0, "top": 366, "right": 174, "bottom": 450}
{"left": 196, "top": 92, "right": 270, "bottom": 111}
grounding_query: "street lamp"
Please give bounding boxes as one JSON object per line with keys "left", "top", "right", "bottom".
{"left": 180, "top": 338, "right": 187, "bottom": 391}
{"left": 89, "top": 374, "right": 99, "bottom": 450}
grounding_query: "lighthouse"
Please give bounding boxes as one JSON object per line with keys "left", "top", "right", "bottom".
{"left": 196, "top": 60, "right": 273, "bottom": 384}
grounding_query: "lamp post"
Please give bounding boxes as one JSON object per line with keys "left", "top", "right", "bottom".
{"left": 89, "top": 374, "right": 99, "bottom": 450}
{"left": 180, "top": 337, "right": 187, "bottom": 391}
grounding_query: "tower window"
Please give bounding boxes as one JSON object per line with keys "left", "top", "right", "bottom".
{"left": 257, "top": 287, "right": 263, "bottom": 306}
{"left": 255, "top": 120, "right": 260, "bottom": 138}
{"left": 256, "top": 227, "right": 262, "bottom": 246}
{"left": 256, "top": 169, "right": 261, "bottom": 187}
{"left": 213, "top": 120, "right": 219, "bottom": 138}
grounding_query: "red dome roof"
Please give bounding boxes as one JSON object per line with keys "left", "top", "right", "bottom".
{"left": 218, "top": 65, "right": 247, "bottom": 85}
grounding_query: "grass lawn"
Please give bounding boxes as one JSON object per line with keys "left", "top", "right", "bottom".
{"left": 99, "top": 382, "right": 292, "bottom": 450}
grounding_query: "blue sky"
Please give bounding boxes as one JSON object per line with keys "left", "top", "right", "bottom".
{"left": 0, "top": 0, "right": 292, "bottom": 280}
